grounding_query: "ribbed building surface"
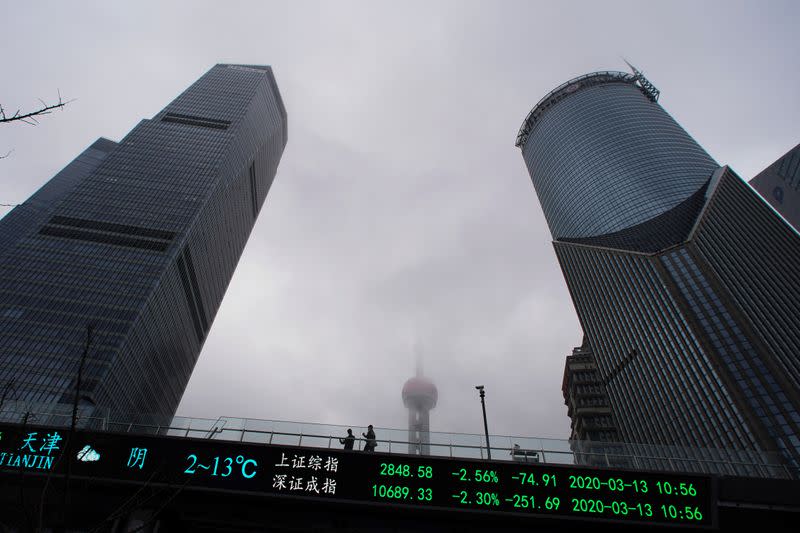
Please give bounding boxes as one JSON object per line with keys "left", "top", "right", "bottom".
{"left": 750, "top": 143, "right": 800, "bottom": 231}
{"left": 0, "top": 64, "right": 287, "bottom": 417}
{"left": 519, "top": 69, "right": 800, "bottom": 470}
{"left": 519, "top": 72, "right": 717, "bottom": 239}
{"left": 0, "top": 138, "right": 117, "bottom": 261}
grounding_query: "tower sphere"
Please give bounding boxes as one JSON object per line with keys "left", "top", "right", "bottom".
{"left": 402, "top": 376, "right": 438, "bottom": 410}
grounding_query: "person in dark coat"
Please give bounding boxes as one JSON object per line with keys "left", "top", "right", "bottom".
{"left": 362, "top": 425, "right": 377, "bottom": 452}
{"left": 339, "top": 428, "right": 355, "bottom": 450}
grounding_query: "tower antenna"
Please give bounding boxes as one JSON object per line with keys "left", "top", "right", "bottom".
{"left": 621, "top": 57, "right": 660, "bottom": 102}
{"left": 402, "top": 344, "right": 438, "bottom": 455}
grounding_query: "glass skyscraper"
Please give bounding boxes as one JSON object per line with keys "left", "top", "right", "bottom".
{"left": 0, "top": 64, "right": 287, "bottom": 417}
{"left": 750, "top": 143, "right": 800, "bottom": 231}
{"left": 518, "top": 69, "right": 800, "bottom": 469}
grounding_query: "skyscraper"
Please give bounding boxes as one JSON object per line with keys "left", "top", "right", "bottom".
{"left": 750, "top": 143, "right": 800, "bottom": 231}
{"left": 562, "top": 338, "right": 631, "bottom": 468}
{"left": 517, "top": 68, "right": 800, "bottom": 469}
{"left": 561, "top": 338, "right": 619, "bottom": 444}
{"left": 0, "top": 64, "right": 287, "bottom": 417}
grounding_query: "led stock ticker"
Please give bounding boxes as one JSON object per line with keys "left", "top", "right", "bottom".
{"left": 0, "top": 424, "right": 715, "bottom": 527}
{"left": 366, "top": 459, "right": 713, "bottom": 526}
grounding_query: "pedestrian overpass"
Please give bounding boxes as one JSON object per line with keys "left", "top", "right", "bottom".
{"left": 0, "top": 408, "right": 797, "bottom": 531}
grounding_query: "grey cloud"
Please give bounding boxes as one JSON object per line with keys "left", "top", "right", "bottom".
{"left": 1, "top": 0, "right": 797, "bottom": 441}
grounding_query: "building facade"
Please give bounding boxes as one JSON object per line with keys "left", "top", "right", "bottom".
{"left": 562, "top": 338, "right": 632, "bottom": 468}
{"left": 749, "top": 143, "right": 800, "bottom": 231}
{"left": 0, "top": 64, "right": 287, "bottom": 417}
{"left": 561, "top": 338, "right": 619, "bottom": 444}
{"left": 518, "top": 69, "right": 800, "bottom": 470}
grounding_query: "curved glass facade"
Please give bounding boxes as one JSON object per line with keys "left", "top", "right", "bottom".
{"left": 521, "top": 71, "right": 800, "bottom": 469}
{"left": 521, "top": 77, "right": 717, "bottom": 239}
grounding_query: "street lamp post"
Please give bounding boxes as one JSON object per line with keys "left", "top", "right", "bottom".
{"left": 475, "top": 385, "right": 491, "bottom": 460}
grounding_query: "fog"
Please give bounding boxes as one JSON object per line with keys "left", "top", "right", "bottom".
{"left": 1, "top": 0, "right": 797, "bottom": 439}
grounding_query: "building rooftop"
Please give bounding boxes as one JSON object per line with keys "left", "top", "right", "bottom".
{"left": 515, "top": 69, "right": 659, "bottom": 149}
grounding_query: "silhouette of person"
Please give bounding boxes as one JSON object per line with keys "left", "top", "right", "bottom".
{"left": 339, "top": 428, "right": 355, "bottom": 450}
{"left": 362, "top": 425, "right": 377, "bottom": 452}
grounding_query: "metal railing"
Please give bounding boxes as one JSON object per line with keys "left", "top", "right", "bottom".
{"left": 1, "top": 402, "right": 796, "bottom": 480}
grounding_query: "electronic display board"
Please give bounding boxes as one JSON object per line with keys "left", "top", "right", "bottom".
{"left": 0, "top": 423, "right": 716, "bottom": 527}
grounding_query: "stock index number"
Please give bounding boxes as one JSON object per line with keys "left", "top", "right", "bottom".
{"left": 380, "top": 463, "right": 433, "bottom": 479}
{"left": 372, "top": 485, "right": 433, "bottom": 501}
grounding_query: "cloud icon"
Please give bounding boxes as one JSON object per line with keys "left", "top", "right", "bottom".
{"left": 77, "top": 445, "right": 101, "bottom": 462}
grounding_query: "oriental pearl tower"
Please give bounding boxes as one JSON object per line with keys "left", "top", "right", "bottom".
{"left": 402, "top": 360, "right": 438, "bottom": 455}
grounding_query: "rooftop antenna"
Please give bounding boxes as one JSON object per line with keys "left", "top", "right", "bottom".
{"left": 621, "top": 56, "right": 637, "bottom": 73}
{"left": 621, "top": 57, "right": 660, "bottom": 102}
{"left": 414, "top": 341, "right": 423, "bottom": 377}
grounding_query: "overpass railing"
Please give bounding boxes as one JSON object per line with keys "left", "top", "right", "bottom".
{"left": 0, "top": 402, "right": 796, "bottom": 480}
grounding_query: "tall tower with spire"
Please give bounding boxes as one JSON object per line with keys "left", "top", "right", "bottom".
{"left": 401, "top": 359, "right": 438, "bottom": 455}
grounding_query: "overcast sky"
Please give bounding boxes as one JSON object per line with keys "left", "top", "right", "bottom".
{"left": 1, "top": 0, "right": 797, "bottom": 441}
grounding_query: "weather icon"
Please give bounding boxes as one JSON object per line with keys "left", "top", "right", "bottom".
{"left": 77, "top": 445, "right": 101, "bottom": 462}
